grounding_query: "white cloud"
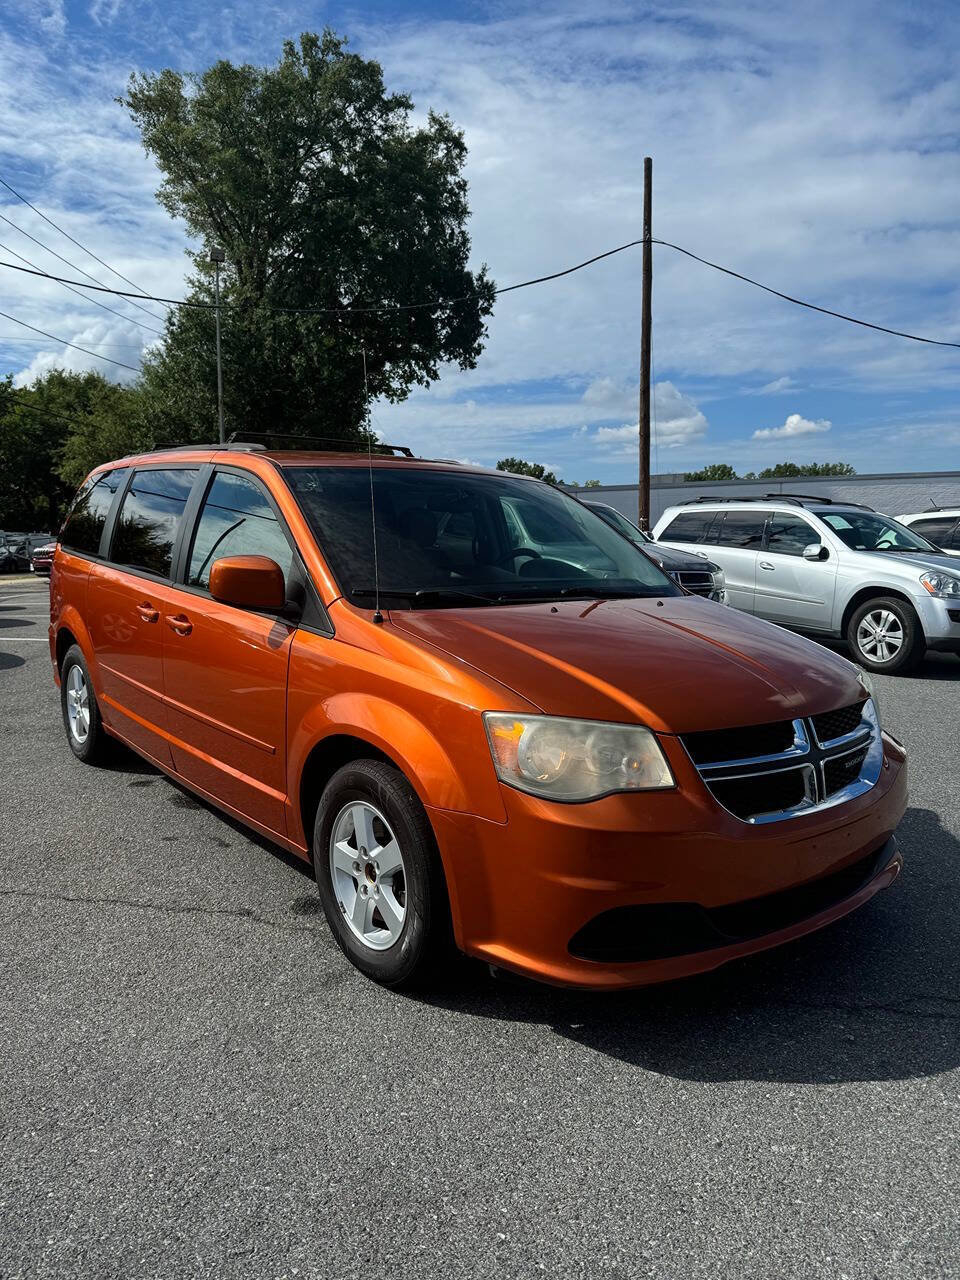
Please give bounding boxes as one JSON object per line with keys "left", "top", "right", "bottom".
{"left": 590, "top": 381, "right": 708, "bottom": 453}
{"left": 753, "top": 376, "right": 797, "bottom": 395}
{"left": 752, "top": 413, "right": 832, "bottom": 440}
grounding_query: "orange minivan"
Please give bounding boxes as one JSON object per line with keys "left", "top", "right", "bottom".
{"left": 49, "top": 444, "right": 907, "bottom": 989}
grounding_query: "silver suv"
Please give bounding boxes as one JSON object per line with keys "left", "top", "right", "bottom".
{"left": 652, "top": 494, "right": 960, "bottom": 674}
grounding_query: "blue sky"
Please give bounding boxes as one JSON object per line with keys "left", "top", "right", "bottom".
{"left": 1, "top": 0, "right": 960, "bottom": 481}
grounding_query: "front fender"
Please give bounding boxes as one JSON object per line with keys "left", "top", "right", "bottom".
{"left": 288, "top": 690, "right": 507, "bottom": 829}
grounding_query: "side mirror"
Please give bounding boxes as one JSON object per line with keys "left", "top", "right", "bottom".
{"left": 209, "top": 555, "right": 286, "bottom": 610}
{"left": 802, "top": 543, "right": 828, "bottom": 561}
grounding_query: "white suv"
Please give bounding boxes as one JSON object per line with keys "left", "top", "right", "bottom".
{"left": 653, "top": 495, "right": 960, "bottom": 674}
{"left": 897, "top": 508, "right": 960, "bottom": 557}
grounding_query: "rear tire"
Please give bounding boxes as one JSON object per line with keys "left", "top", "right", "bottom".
{"left": 846, "top": 596, "right": 924, "bottom": 674}
{"left": 60, "top": 644, "right": 111, "bottom": 763}
{"left": 312, "top": 759, "right": 453, "bottom": 989}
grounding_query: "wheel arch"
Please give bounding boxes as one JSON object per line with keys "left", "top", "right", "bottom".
{"left": 54, "top": 607, "right": 95, "bottom": 677}
{"left": 298, "top": 733, "right": 397, "bottom": 857}
{"left": 840, "top": 586, "right": 921, "bottom": 639}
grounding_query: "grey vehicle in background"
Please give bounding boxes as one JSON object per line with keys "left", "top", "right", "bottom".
{"left": 652, "top": 494, "right": 960, "bottom": 674}
{"left": 585, "top": 500, "right": 726, "bottom": 602}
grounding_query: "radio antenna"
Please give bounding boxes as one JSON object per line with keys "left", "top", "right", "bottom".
{"left": 362, "top": 347, "right": 384, "bottom": 624}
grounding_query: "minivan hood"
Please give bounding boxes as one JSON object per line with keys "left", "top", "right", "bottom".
{"left": 390, "top": 596, "right": 863, "bottom": 734}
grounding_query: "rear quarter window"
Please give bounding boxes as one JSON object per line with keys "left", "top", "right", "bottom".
{"left": 59, "top": 469, "right": 128, "bottom": 557}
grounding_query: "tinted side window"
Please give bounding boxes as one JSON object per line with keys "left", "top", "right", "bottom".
{"left": 112, "top": 468, "right": 198, "bottom": 578}
{"left": 909, "top": 517, "right": 956, "bottom": 546}
{"left": 716, "top": 511, "right": 769, "bottom": 549}
{"left": 946, "top": 521, "right": 960, "bottom": 551}
{"left": 661, "top": 511, "right": 717, "bottom": 543}
{"left": 765, "top": 515, "right": 817, "bottom": 557}
{"left": 188, "top": 471, "right": 293, "bottom": 591}
{"left": 60, "top": 469, "right": 128, "bottom": 556}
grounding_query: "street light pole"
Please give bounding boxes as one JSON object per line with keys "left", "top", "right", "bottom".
{"left": 210, "top": 247, "right": 226, "bottom": 445}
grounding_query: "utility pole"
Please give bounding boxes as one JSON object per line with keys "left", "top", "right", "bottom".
{"left": 638, "top": 156, "right": 652, "bottom": 530}
{"left": 210, "top": 247, "right": 226, "bottom": 445}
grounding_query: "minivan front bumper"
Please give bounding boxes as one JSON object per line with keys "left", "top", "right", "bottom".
{"left": 428, "top": 731, "right": 906, "bottom": 989}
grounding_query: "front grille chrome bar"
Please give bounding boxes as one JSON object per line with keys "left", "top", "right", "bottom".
{"left": 683, "top": 699, "right": 883, "bottom": 825}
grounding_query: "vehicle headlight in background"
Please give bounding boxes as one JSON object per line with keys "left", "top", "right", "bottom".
{"left": 920, "top": 571, "right": 960, "bottom": 598}
{"left": 483, "top": 713, "right": 674, "bottom": 801}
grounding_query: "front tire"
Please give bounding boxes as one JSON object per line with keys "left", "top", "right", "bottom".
{"left": 312, "top": 759, "right": 452, "bottom": 988}
{"left": 60, "top": 644, "right": 110, "bottom": 763}
{"left": 847, "top": 596, "right": 924, "bottom": 674}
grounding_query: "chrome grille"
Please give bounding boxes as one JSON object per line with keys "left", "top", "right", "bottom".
{"left": 681, "top": 700, "right": 882, "bottom": 824}
{"left": 810, "top": 701, "right": 866, "bottom": 745}
{"left": 674, "top": 569, "right": 716, "bottom": 598}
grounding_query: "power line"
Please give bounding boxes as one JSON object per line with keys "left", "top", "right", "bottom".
{"left": 0, "top": 335, "right": 147, "bottom": 349}
{"left": 0, "top": 235, "right": 958, "bottom": 350}
{"left": 0, "top": 308, "right": 139, "bottom": 373}
{"left": 650, "top": 238, "right": 960, "bottom": 351}
{"left": 0, "top": 209, "right": 166, "bottom": 326}
{"left": 4, "top": 397, "right": 92, "bottom": 432}
{"left": 0, "top": 172, "right": 171, "bottom": 315}
{"left": 0, "top": 234, "right": 163, "bottom": 336}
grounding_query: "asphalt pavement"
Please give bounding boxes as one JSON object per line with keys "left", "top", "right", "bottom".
{"left": 1, "top": 578, "right": 958, "bottom": 1280}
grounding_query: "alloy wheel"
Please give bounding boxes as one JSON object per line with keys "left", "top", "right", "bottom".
{"left": 66, "top": 664, "right": 90, "bottom": 744}
{"left": 856, "top": 609, "right": 904, "bottom": 664}
{"left": 329, "top": 801, "right": 407, "bottom": 951}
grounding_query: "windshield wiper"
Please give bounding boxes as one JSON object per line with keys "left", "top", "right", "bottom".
{"left": 351, "top": 586, "right": 499, "bottom": 607}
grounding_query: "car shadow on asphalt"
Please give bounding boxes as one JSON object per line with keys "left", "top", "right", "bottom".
{"left": 412, "top": 805, "right": 960, "bottom": 1086}
{"left": 102, "top": 739, "right": 316, "bottom": 880}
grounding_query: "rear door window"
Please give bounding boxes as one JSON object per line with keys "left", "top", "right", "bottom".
{"left": 909, "top": 517, "right": 957, "bottom": 547}
{"left": 188, "top": 471, "right": 293, "bottom": 591}
{"left": 660, "top": 511, "right": 718, "bottom": 543}
{"left": 765, "top": 514, "right": 817, "bottom": 557}
{"left": 715, "top": 511, "right": 769, "bottom": 548}
{"left": 60, "top": 469, "right": 128, "bottom": 557}
{"left": 111, "top": 468, "right": 199, "bottom": 578}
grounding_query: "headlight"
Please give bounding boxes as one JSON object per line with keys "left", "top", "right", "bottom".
{"left": 920, "top": 571, "right": 960, "bottom": 598}
{"left": 854, "top": 670, "right": 881, "bottom": 726}
{"left": 483, "top": 713, "right": 674, "bottom": 801}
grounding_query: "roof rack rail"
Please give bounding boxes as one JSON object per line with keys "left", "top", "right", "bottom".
{"left": 151, "top": 441, "right": 266, "bottom": 453}
{"left": 228, "top": 431, "right": 415, "bottom": 457}
{"left": 681, "top": 492, "right": 875, "bottom": 511}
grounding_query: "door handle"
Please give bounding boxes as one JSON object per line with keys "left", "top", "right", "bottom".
{"left": 165, "top": 613, "right": 193, "bottom": 636}
{"left": 136, "top": 601, "right": 159, "bottom": 622}
{"left": 759, "top": 561, "right": 775, "bottom": 571}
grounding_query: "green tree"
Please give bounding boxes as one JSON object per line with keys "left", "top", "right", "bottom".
{"left": 758, "top": 461, "right": 856, "bottom": 478}
{"left": 583, "top": 479, "right": 601, "bottom": 488}
{"left": 496, "top": 456, "right": 562, "bottom": 486}
{"left": 683, "top": 463, "right": 739, "bottom": 482}
{"left": 123, "top": 31, "right": 495, "bottom": 444}
{"left": 0, "top": 374, "right": 72, "bottom": 530}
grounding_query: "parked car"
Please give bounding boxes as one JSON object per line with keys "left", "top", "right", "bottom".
{"left": 30, "top": 537, "right": 57, "bottom": 576}
{"left": 50, "top": 448, "right": 906, "bottom": 990}
{"left": 897, "top": 508, "right": 960, "bottom": 556}
{"left": 0, "top": 532, "right": 30, "bottom": 573}
{"left": 653, "top": 494, "right": 960, "bottom": 674}
{"left": 584, "top": 500, "right": 726, "bottom": 601}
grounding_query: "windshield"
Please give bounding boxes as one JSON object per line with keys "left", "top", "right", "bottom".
{"left": 589, "top": 503, "right": 650, "bottom": 543}
{"left": 286, "top": 466, "right": 678, "bottom": 607}
{"left": 818, "top": 510, "right": 941, "bottom": 554}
